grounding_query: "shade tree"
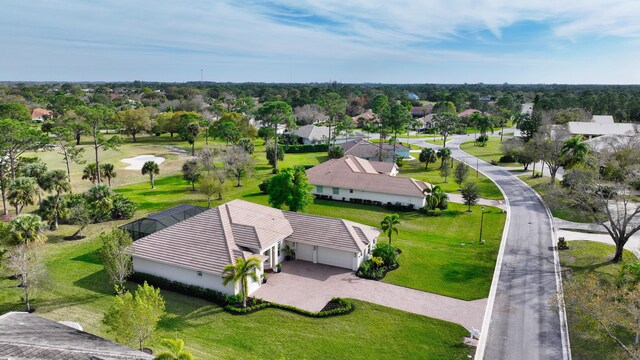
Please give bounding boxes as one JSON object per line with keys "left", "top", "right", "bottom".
{"left": 267, "top": 166, "right": 313, "bottom": 212}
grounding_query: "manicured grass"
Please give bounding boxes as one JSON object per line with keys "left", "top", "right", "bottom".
{"left": 520, "top": 175, "right": 591, "bottom": 223}
{"left": 368, "top": 138, "right": 422, "bottom": 150}
{"left": 459, "top": 138, "right": 520, "bottom": 167}
{"left": 0, "top": 228, "right": 471, "bottom": 360}
{"left": 400, "top": 159, "right": 504, "bottom": 200}
{"left": 560, "top": 241, "right": 638, "bottom": 360}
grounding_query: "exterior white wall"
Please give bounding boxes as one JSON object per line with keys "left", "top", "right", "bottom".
{"left": 313, "top": 186, "right": 425, "bottom": 208}
{"left": 133, "top": 256, "right": 237, "bottom": 295}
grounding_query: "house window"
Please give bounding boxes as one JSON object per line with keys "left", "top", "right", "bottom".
{"left": 277, "top": 242, "right": 281, "bottom": 257}
{"left": 332, "top": 187, "right": 339, "bottom": 195}
{"left": 349, "top": 189, "right": 353, "bottom": 193}
{"left": 197, "top": 271, "right": 202, "bottom": 277}
{"left": 317, "top": 185, "right": 324, "bottom": 193}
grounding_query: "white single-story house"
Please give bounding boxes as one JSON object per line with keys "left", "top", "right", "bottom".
{"left": 131, "top": 200, "right": 380, "bottom": 296}
{"left": 307, "top": 155, "right": 428, "bottom": 208}
{"left": 567, "top": 120, "right": 635, "bottom": 139}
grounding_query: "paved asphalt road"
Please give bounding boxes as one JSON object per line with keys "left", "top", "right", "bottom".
{"left": 412, "top": 135, "right": 569, "bottom": 360}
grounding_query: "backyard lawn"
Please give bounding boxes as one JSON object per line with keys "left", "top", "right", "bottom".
{"left": 560, "top": 241, "right": 638, "bottom": 360}
{"left": 400, "top": 158, "right": 504, "bottom": 200}
{"left": 459, "top": 138, "right": 520, "bottom": 167}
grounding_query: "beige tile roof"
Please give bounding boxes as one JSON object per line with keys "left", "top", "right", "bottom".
{"left": 591, "top": 115, "right": 614, "bottom": 124}
{"left": 132, "top": 200, "right": 379, "bottom": 274}
{"left": 307, "top": 155, "right": 428, "bottom": 198}
{"left": 340, "top": 139, "right": 407, "bottom": 160}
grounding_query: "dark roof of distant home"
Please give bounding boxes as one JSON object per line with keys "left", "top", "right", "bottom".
{"left": 0, "top": 312, "right": 152, "bottom": 360}
{"left": 410, "top": 106, "right": 432, "bottom": 116}
{"left": 132, "top": 200, "right": 379, "bottom": 274}
{"left": 340, "top": 139, "right": 409, "bottom": 160}
{"left": 307, "top": 155, "right": 428, "bottom": 198}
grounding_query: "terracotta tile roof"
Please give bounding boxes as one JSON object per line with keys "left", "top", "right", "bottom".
{"left": 0, "top": 312, "right": 152, "bottom": 359}
{"left": 458, "top": 109, "right": 481, "bottom": 117}
{"left": 30, "top": 108, "right": 52, "bottom": 119}
{"left": 351, "top": 109, "right": 376, "bottom": 122}
{"left": 132, "top": 200, "right": 379, "bottom": 274}
{"left": 307, "top": 155, "right": 428, "bottom": 198}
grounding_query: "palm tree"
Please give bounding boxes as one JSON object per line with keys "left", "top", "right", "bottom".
{"left": 222, "top": 257, "right": 262, "bottom": 308}
{"left": 9, "top": 214, "right": 47, "bottom": 245}
{"left": 7, "top": 177, "right": 39, "bottom": 215}
{"left": 419, "top": 148, "right": 437, "bottom": 170}
{"left": 82, "top": 163, "right": 101, "bottom": 184}
{"left": 41, "top": 170, "right": 71, "bottom": 229}
{"left": 423, "top": 184, "right": 449, "bottom": 210}
{"left": 561, "top": 135, "right": 589, "bottom": 168}
{"left": 476, "top": 114, "right": 494, "bottom": 137}
{"left": 437, "top": 147, "right": 451, "bottom": 169}
{"left": 21, "top": 162, "right": 48, "bottom": 206}
{"left": 101, "top": 163, "right": 117, "bottom": 188}
{"left": 154, "top": 338, "right": 194, "bottom": 360}
{"left": 86, "top": 184, "right": 113, "bottom": 222}
{"left": 380, "top": 214, "right": 400, "bottom": 245}
{"left": 141, "top": 161, "right": 160, "bottom": 189}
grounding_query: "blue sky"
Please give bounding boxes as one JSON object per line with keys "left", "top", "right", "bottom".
{"left": 2, "top": 0, "right": 640, "bottom": 83}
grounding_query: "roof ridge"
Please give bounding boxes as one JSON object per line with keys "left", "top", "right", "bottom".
{"left": 220, "top": 205, "right": 237, "bottom": 264}
{"left": 341, "top": 219, "right": 366, "bottom": 252}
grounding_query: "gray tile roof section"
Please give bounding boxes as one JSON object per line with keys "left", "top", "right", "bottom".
{"left": 307, "top": 155, "right": 428, "bottom": 197}
{"left": 0, "top": 312, "right": 152, "bottom": 359}
{"left": 567, "top": 121, "right": 636, "bottom": 136}
{"left": 591, "top": 115, "right": 614, "bottom": 124}
{"left": 132, "top": 200, "right": 379, "bottom": 275}
{"left": 283, "top": 212, "right": 378, "bottom": 252}
{"left": 291, "top": 125, "right": 330, "bottom": 142}
{"left": 340, "top": 139, "right": 408, "bottom": 160}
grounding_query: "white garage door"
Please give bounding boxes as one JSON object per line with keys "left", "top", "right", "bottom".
{"left": 317, "top": 247, "right": 354, "bottom": 269}
{"left": 296, "top": 243, "right": 314, "bottom": 262}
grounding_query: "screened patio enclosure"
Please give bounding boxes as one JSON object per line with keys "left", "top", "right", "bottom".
{"left": 120, "top": 204, "right": 208, "bottom": 241}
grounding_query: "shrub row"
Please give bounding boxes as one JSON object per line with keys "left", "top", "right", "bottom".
{"left": 282, "top": 144, "right": 329, "bottom": 153}
{"left": 129, "top": 272, "right": 242, "bottom": 306}
{"left": 314, "top": 195, "right": 415, "bottom": 211}
{"left": 130, "top": 272, "right": 354, "bottom": 317}
{"left": 225, "top": 297, "right": 354, "bottom": 317}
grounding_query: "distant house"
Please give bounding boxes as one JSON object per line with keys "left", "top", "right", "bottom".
{"left": 0, "top": 312, "right": 152, "bottom": 359}
{"left": 413, "top": 114, "right": 435, "bottom": 132}
{"left": 567, "top": 121, "right": 635, "bottom": 139}
{"left": 30, "top": 108, "right": 52, "bottom": 122}
{"left": 410, "top": 105, "right": 432, "bottom": 118}
{"left": 458, "top": 109, "right": 481, "bottom": 118}
{"left": 131, "top": 200, "right": 380, "bottom": 295}
{"left": 288, "top": 124, "right": 329, "bottom": 145}
{"left": 479, "top": 96, "right": 493, "bottom": 102}
{"left": 408, "top": 92, "right": 419, "bottom": 100}
{"left": 307, "top": 155, "right": 427, "bottom": 209}
{"left": 351, "top": 109, "right": 377, "bottom": 125}
{"left": 520, "top": 103, "right": 534, "bottom": 116}
{"left": 340, "top": 139, "right": 410, "bottom": 162}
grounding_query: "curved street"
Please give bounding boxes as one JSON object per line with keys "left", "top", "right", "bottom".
{"left": 412, "top": 135, "right": 570, "bottom": 360}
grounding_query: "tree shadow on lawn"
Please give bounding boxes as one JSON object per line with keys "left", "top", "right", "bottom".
{"left": 73, "top": 269, "right": 114, "bottom": 295}
{"left": 242, "top": 192, "right": 266, "bottom": 199}
{"left": 441, "top": 262, "right": 493, "bottom": 283}
{"left": 72, "top": 249, "right": 102, "bottom": 265}
{"left": 158, "top": 303, "right": 224, "bottom": 330}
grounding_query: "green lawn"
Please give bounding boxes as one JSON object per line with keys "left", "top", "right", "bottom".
{"left": 560, "top": 241, "right": 638, "bottom": 360}
{"left": 400, "top": 159, "right": 504, "bottom": 200}
{"left": 520, "top": 175, "right": 591, "bottom": 223}
{"left": 459, "top": 138, "right": 520, "bottom": 167}
{"left": 0, "top": 228, "right": 470, "bottom": 359}
{"left": 368, "top": 138, "right": 422, "bottom": 150}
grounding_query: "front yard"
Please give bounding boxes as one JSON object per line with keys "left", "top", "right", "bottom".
{"left": 459, "top": 138, "right": 520, "bottom": 167}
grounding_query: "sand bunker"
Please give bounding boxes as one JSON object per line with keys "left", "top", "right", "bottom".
{"left": 120, "top": 155, "right": 165, "bottom": 170}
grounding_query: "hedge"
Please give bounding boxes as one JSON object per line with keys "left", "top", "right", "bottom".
{"left": 225, "top": 297, "right": 354, "bottom": 317}
{"left": 282, "top": 144, "right": 329, "bottom": 153}
{"left": 130, "top": 272, "right": 354, "bottom": 317}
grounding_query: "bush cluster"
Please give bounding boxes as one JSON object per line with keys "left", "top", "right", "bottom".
{"left": 328, "top": 145, "right": 345, "bottom": 159}
{"left": 282, "top": 144, "right": 329, "bottom": 153}
{"left": 356, "top": 243, "right": 400, "bottom": 280}
{"left": 499, "top": 155, "right": 517, "bottom": 163}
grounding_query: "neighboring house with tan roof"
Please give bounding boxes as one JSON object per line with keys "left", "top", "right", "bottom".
{"left": 351, "top": 109, "right": 376, "bottom": 124}
{"left": 307, "top": 155, "right": 428, "bottom": 209}
{"left": 30, "top": 108, "right": 52, "bottom": 122}
{"left": 288, "top": 124, "right": 348, "bottom": 145}
{"left": 458, "top": 109, "right": 481, "bottom": 118}
{"left": 567, "top": 121, "right": 635, "bottom": 139}
{"left": 591, "top": 115, "right": 614, "bottom": 124}
{"left": 131, "top": 199, "right": 380, "bottom": 296}
{"left": 340, "top": 139, "right": 410, "bottom": 162}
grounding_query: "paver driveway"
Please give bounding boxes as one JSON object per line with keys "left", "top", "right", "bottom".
{"left": 253, "top": 260, "right": 486, "bottom": 330}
